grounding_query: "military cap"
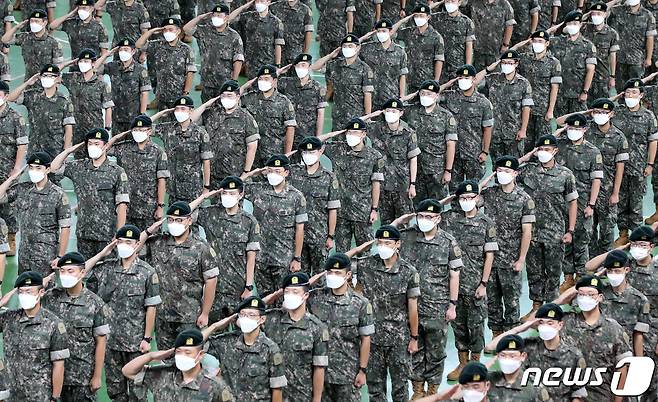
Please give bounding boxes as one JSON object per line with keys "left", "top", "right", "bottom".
{"left": 299, "top": 136, "right": 323, "bottom": 151}
{"left": 219, "top": 79, "right": 240, "bottom": 94}
{"left": 174, "top": 328, "right": 204, "bottom": 348}
{"left": 345, "top": 117, "right": 367, "bottom": 130}
{"left": 576, "top": 274, "right": 603, "bottom": 293}
{"left": 459, "top": 362, "right": 488, "bottom": 384}
{"left": 535, "top": 303, "right": 564, "bottom": 321}
{"left": 375, "top": 224, "right": 401, "bottom": 240}
{"left": 212, "top": 4, "right": 230, "bottom": 13}
{"left": 564, "top": 10, "right": 583, "bottom": 23}
{"left": 375, "top": 18, "right": 393, "bottom": 29}
{"left": 257, "top": 64, "right": 277, "bottom": 78}
{"left": 413, "top": 3, "right": 430, "bottom": 13}
{"left": 76, "top": 0, "right": 95, "bottom": 6}
{"left": 281, "top": 272, "right": 310, "bottom": 288}
{"left": 131, "top": 114, "right": 152, "bottom": 128}
{"left": 29, "top": 9, "right": 47, "bottom": 19}
{"left": 623, "top": 78, "right": 644, "bottom": 91}
{"left": 565, "top": 113, "right": 588, "bottom": 127}
{"left": 591, "top": 98, "right": 614, "bottom": 111}
{"left": 324, "top": 253, "right": 351, "bottom": 271}
{"left": 629, "top": 225, "right": 655, "bottom": 242}
{"left": 531, "top": 30, "right": 550, "bottom": 40}
{"left": 419, "top": 80, "right": 440, "bottom": 92}
{"left": 41, "top": 64, "right": 60, "bottom": 75}
{"left": 294, "top": 53, "right": 312, "bottom": 64}
{"left": 116, "top": 224, "right": 141, "bottom": 240}
{"left": 27, "top": 152, "right": 52, "bottom": 167}
{"left": 167, "top": 201, "right": 192, "bottom": 217}
{"left": 536, "top": 134, "right": 558, "bottom": 147}
{"left": 457, "top": 64, "right": 477, "bottom": 77}
{"left": 495, "top": 334, "right": 525, "bottom": 353}
{"left": 174, "top": 95, "right": 194, "bottom": 108}
{"left": 85, "top": 128, "right": 110, "bottom": 142}
{"left": 416, "top": 198, "right": 442, "bottom": 213}
{"left": 589, "top": 1, "right": 607, "bottom": 11}
{"left": 603, "top": 249, "right": 629, "bottom": 269}
{"left": 0, "top": 81, "right": 9, "bottom": 93}
{"left": 500, "top": 49, "right": 519, "bottom": 60}
{"left": 219, "top": 175, "right": 244, "bottom": 191}
{"left": 57, "top": 251, "right": 86, "bottom": 267}
{"left": 162, "top": 17, "right": 182, "bottom": 27}
{"left": 117, "top": 37, "right": 135, "bottom": 47}
{"left": 77, "top": 48, "right": 97, "bottom": 60}
{"left": 341, "top": 34, "right": 360, "bottom": 45}
{"left": 455, "top": 179, "right": 479, "bottom": 196}
{"left": 15, "top": 271, "right": 43, "bottom": 288}
{"left": 235, "top": 296, "right": 266, "bottom": 313}
{"left": 495, "top": 155, "right": 519, "bottom": 170}
{"left": 265, "top": 154, "right": 290, "bottom": 168}
{"left": 383, "top": 98, "right": 403, "bottom": 109}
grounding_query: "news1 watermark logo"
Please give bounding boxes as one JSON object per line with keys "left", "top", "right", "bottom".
{"left": 522, "top": 357, "right": 656, "bottom": 396}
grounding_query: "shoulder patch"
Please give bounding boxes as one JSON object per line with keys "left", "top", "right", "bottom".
{"left": 273, "top": 352, "right": 283, "bottom": 365}
{"left": 622, "top": 139, "right": 629, "bottom": 149}
{"left": 58, "top": 322, "right": 67, "bottom": 334}
{"left": 209, "top": 247, "right": 217, "bottom": 258}
{"left": 643, "top": 302, "right": 651, "bottom": 314}
{"left": 411, "top": 132, "right": 418, "bottom": 143}
{"left": 321, "top": 329, "right": 329, "bottom": 341}
{"left": 103, "top": 304, "right": 112, "bottom": 317}
{"left": 449, "top": 117, "right": 456, "bottom": 127}
{"left": 252, "top": 118, "right": 258, "bottom": 129}
{"left": 453, "top": 246, "right": 462, "bottom": 257}
{"left": 414, "top": 273, "right": 420, "bottom": 284}
{"left": 222, "top": 389, "right": 232, "bottom": 402}
{"left": 254, "top": 222, "right": 261, "bottom": 234}
{"left": 120, "top": 172, "right": 128, "bottom": 181}
{"left": 152, "top": 273, "right": 159, "bottom": 284}
{"left": 540, "top": 388, "right": 549, "bottom": 401}
{"left": 622, "top": 331, "right": 630, "bottom": 344}
{"left": 488, "top": 227, "right": 497, "bottom": 237}
{"left": 288, "top": 102, "right": 294, "bottom": 112}
{"left": 367, "top": 70, "right": 374, "bottom": 79}
{"left": 19, "top": 116, "right": 25, "bottom": 126}
{"left": 161, "top": 152, "right": 168, "bottom": 161}
{"left": 366, "top": 303, "right": 373, "bottom": 314}
{"left": 577, "top": 357, "right": 586, "bottom": 368}
{"left": 527, "top": 199, "right": 535, "bottom": 209}
{"left": 141, "top": 69, "right": 148, "bottom": 78}
{"left": 332, "top": 178, "right": 339, "bottom": 189}
{"left": 596, "top": 154, "right": 602, "bottom": 164}
{"left": 62, "top": 196, "right": 69, "bottom": 205}
{"left": 377, "top": 158, "right": 385, "bottom": 169}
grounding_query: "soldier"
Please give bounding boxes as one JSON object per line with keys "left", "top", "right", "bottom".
{"left": 0, "top": 152, "right": 71, "bottom": 276}
{"left": 113, "top": 114, "right": 169, "bottom": 230}
{"left": 307, "top": 253, "right": 374, "bottom": 402}
{"left": 49, "top": 0, "right": 110, "bottom": 60}
{"left": 354, "top": 225, "right": 420, "bottom": 402}
{"left": 554, "top": 113, "right": 603, "bottom": 291}
{"left": 0, "top": 271, "right": 70, "bottom": 402}
{"left": 481, "top": 156, "right": 535, "bottom": 336}
{"left": 519, "top": 31, "right": 561, "bottom": 154}
{"left": 430, "top": 0, "right": 475, "bottom": 81}
{"left": 122, "top": 328, "right": 234, "bottom": 401}
{"left": 586, "top": 98, "right": 628, "bottom": 256}
{"left": 517, "top": 134, "right": 578, "bottom": 318}
{"left": 1, "top": 10, "right": 63, "bottom": 80}
{"left": 42, "top": 251, "right": 110, "bottom": 401}
{"left": 509, "top": 0, "right": 539, "bottom": 44}
{"left": 136, "top": 17, "right": 196, "bottom": 109}
{"left": 206, "top": 296, "right": 287, "bottom": 402}
{"left": 0, "top": 217, "right": 6, "bottom": 279}
{"left": 104, "top": 38, "right": 151, "bottom": 133}
{"left": 241, "top": 65, "right": 297, "bottom": 166}
{"left": 17, "top": 0, "right": 56, "bottom": 22}
{"left": 183, "top": 5, "right": 245, "bottom": 102}
{"left": 397, "top": 4, "right": 445, "bottom": 92}
{"left": 612, "top": 78, "right": 658, "bottom": 246}
{"left": 243, "top": 154, "right": 307, "bottom": 296}
{"left": 140, "top": 201, "right": 219, "bottom": 349}
{"left": 154, "top": 96, "right": 212, "bottom": 202}
{"left": 278, "top": 54, "right": 328, "bottom": 144}
{"left": 353, "top": 0, "right": 378, "bottom": 38}
{"left": 325, "top": 34, "right": 374, "bottom": 130}
{"left": 483, "top": 50, "right": 534, "bottom": 159}
{"left": 316, "top": 0, "right": 355, "bottom": 57}
{"left": 271, "top": 0, "right": 314, "bottom": 65}
{"left": 582, "top": 2, "right": 620, "bottom": 101}
{"left": 440, "top": 65, "right": 494, "bottom": 185}
{"left": 96, "top": 0, "right": 151, "bottom": 45}
{"left": 449, "top": 362, "right": 491, "bottom": 402}
{"left": 468, "top": 0, "right": 516, "bottom": 71}
{"left": 549, "top": 11, "right": 597, "bottom": 116}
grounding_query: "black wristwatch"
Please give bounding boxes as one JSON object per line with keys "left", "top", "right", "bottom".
{"left": 245, "top": 284, "right": 254, "bottom": 291}
{"left": 371, "top": 206, "right": 379, "bottom": 212}
{"left": 142, "top": 336, "right": 152, "bottom": 343}
{"left": 51, "top": 397, "right": 61, "bottom": 402}
{"left": 327, "top": 234, "right": 335, "bottom": 240}
{"left": 292, "top": 256, "right": 302, "bottom": 263}
{"left": 204, "top": 184, "right": 211, "bottom": 189}
{"left": 449, "top": 299, "right": 457, "bottom": 306}
{"left": 359, "top": 366, "right": 368, "bottom": 374}
{"left": 480, "top": 280, "right": 488, "bottom": 287}
{"left": 410, "top": 334, "right": 419, "bottom": 341}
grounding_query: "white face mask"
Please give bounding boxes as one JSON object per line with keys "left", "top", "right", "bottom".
{"left": 627, "top": 0, "right": 640, "bottom": 5}
{"left": 132, "top": 130, "right": 148, "bottom": 143}
{"left": 59, "top": 273, "right": 81, "bottom": 288}
{"left": 445, "top": 2, "right": 459, "bottom": 12}
{"left": 341, "top": 47, "right": 357, "bottom": 58}
{"left": 238, "top": 316, "right": 259, "bottom": 333}
{"left": 462, "top": 389, "right": 486, "bottom": 402}
{"left": 538, "top": 324, "right": 559, "bottom": 340}
{"left": 267, "top": 172, "right": 285, "bottom": 186}
{"left": 30, "top": 22, "right": 43, "bottom": 33}
{"left": 567, "top": 129, "right": 584, "bottom": 141}
{"left": 168, "top": 222, "right": 187, "bottom": 237}
{"left": 459, "top": 199, "right": 477, "bottom": 212}
{"left": 41, "top": 77, "right": 56, "bottom": 89}
{"left": 417, "top": 218, "right": 436, "bottom": 232}
{"left": 175, "top": 354, "right": 197, "bottom": 372}
{"left": 592, "top": 113, "right": 609, "bottom": 125}
{"left": 536, "top": 150, "right": 554, "bottom": 163}
{"left": 458, "top": 78, "right": 473, "bottom": 91}
{"left": 591, "top": 15, "right": 605, "bottom": 25}
{"left": 302, "top": 153, "right": 319, "bottom": 166}
{"left": 384, "top": 111, "right": 400, "bottom": 124}
{"left": 283, "top": 293, "right": 304, "bottom": 310}
{"left": 211, "top": 16, "right": 225, "bottom": 27}
{"left": 326, "top": 273, "right": 346, "bottom": 289}
{"left": 78, "top": 61, "right": 93, "bottom": 73}
{"left": 577, "top": 295, "right": 598, "bottom": 311}
{"left": 531, "top": 42, "right": 546, "bottom": 54}
{"left": 78, "top": 9, "right": 91, "bottom": 20}
{"left": 295, "top": 67, "right": 309, "bottom": 78}
{"left": 18, "top": 293, "right": 39, "bottom": 310}
{"left": 607, "top": 273, "right": 625, "bottom": 287}
{"left": 500, "top": 64, "right": 516, "bottom": 75}
{"left": 255, "top": 2, "right": 268, "bottom": 12}
{"left": 625, "top": 97, "right": 640, "bottom": 108}
{"left": 257, "top": 79, "right": 273, "bottom": 92}
{"left": 117, "top": 243, "right": 135, "bottom": 258}
{"left": 496, "top": 171, "right": 514, "bottom": 185}
{"left": 87, "top": 145, "right": 103, "bottom": 159}
{"left": 378, "top": 245, "right": 396, "bottom": 260}
{"left": 498, "top": 358, "right": 523, "bottom": 374}
{"left": 28, "top": 169, "right": 46, "bottom": 183}
{"left": 630, "top": 246, "right": 650, "bottom": 261}
{"left": 220, "top": 97, "right": 238, "bottom": 110}
{"left": 414, "top": 17, "right": 428, "bottom": 27}
{"left": 565, "top": 24, "right": 580, "bottom": 36}
{"left": 376, "top": 31, "right": 390, "bottom": 43}
{"left": 163, "top": 31, "right": 178, "bottom": 42}
{"left": 174, "top": 111, "right": 189, "bottom": 123}
{"left": 346, "top": 134, "right": 362, "bottom": 147}
{"left": 118, "top": 50, "right": 133, "bottom": 62}
{"left": 221, "top": 194, "right": 239, "bottom": 209}
{"left": 420, "top": 95, "right": 435, "bottom": 107}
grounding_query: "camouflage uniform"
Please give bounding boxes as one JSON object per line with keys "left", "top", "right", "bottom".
{"left": 508, "top": 0, "right": 540, "bottom": 44}
{"left": 468, "top": 0, "right": 516, "bottom": 71}
{"left": 648, "top": 0, "right": 658, "bottom": 70}
{"left": 141, "top": 38, "right": 196, "bottom": 108}
{"left": 60, "top": 17, "right": 110, "bottom": 58}
{"left": 483, "top": 72, "right": 534, "bottom": 159}
{"left": 143, "top": 232, "right": 219, "bottom": 349}
{"left": 0, "top": 54, "right": 9, "bottom": 83}
{"left": 0, "top": 307, "right": 70, "bottom": 402}
{"left": 0, "top": 218, "right": 7, "bottom": 254}
{"left": 368, "top": 119, "right": 421, "bottom": 224}
{"left": 0, "top": 0, "right": 14, "bottom": 38}
{"left": 94, "top": 257, "right": 161, "bottom": 402}
{"left": 263, "top": 309, "right": 329, "bottom": 402}
{"left": 244, "top": 182, "right": 308, "bottom": 296}
{"left": 403, "top": 101, "right": 457, "bottom": 200}
{"left": 19, "top": 0, "right": 55, "bottom": 20}
{"left": 356, "top": 254, "right": 421, "bottom": 402}
{"left": 308, "top": 287, "right": 375, "bottom": 402}
{"left": 232, "top": 11, "right": 285, "bottom": 76}
{"left": 104, "top": 0, "right": 151, "bottom": 45}
{"left": 582, "top": 22, "right": 620, "bottom": 101}
{"left": 397, "top": 23, "right": 445, "bottom": 92}
{"left": 487, "top": 370, "right": 552, "bottom": 401}
{"left": 600, "top": 279, "right": 652, "bottom": 345}
{"left": 42, "top": 287, "right": 111, "bottom": 401}
{"left": 359, "top": 39, "right": 409, "bottom": 109}
{"left": 399, "top": 226, "right": 463, "bottom": 387}
{"left": 140, "top": 0, "right": 180, "bottom": 89}
{"left": 270, "top": 1, "right": 314, "bottom": 65}
{"left": 481, "top": 184, "right": 536, "bottom": 332}
{"left": 13, "top": 31, "right": 64, "bottom": 80}
{"left": 241, "top": 89, "right": 297, "bottom": 167}
{"left": 62, "top": 72, "right": 114, "bottom": 147}
{"left": 612, "top": 103, "right": 658, "bottom": 231}
{"left": 113, "top": 140, "right": 170, "bottom": 230}
{"left": 353, "top": 0, "right": 379, "bottom": 38}
{"left": 430, "top": 11, "right": 475, "bottom": 81}
{"left": 208, "top": 331, "right": 287, "bottom": 402}
{"left": 517, "top": 161, "right": 578, "bottom": 302}
{"left": 133, "top": 364, "right": 234, "bottom": 402}
{"left": 643, "top": 84, "right": 658, "bottom": 209}
{"left": 105, "top": 59, "right": 152, "bottom": 133}
{"left": 198, "top": 205, "right": 261, "bottom": 320}
{"left": 380, "top": 0, "right": 400, "bottom": 21}
{"left": 155, "top": 120, "right": 213, "bottom": 202}
{"left": 278, "top": 76, "right": 328, "bottom": 145}
{"left": 549, "top": 33, "right": 597, "bottom": 116}
{"left": 0, "top": 104, "right": 27, "bottom": 235}
{"left": 316, "top": 0, "right": 356, "bottom": 56}
{"left": 325, "top": 56, "right": 375, "bottom": 130}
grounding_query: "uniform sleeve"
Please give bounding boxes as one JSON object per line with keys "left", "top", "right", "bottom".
{"left": 505, "top": 1, "right": 516, "bottom": 26}
{"left": 466, "top": 17, "right": 476, "bottom": 42}
{"left": 233, "top": 34, "right": 245, "bottom": 63}
{"left": 268, "top": 344, "right": 288, "bottom": 389}
{"left": 522, "top": 196, "right": 536, "bottom": 224}
{"left": 60, "top": 18, "right": 73, "bottom": 33}
{"left": 522, "top": 79, "right": 534, "bottom": 108}
{"left": 139, "top": 6, "right": 151, "bottom": 30}
{"left": 591, "top": 149, "right": 604, "bottom": 180}
{"left": 93, "top": 303, "right": 111, "bottom": 337}
{"left": 406, "top": 267, "right": 421, "bottom": 298}
{"left": 564, "top": 171, "right": 578, "bottom": 202}
{"left": 283, "top": 98, "right": 297, "bottom": 127}
{"left": 99, "top": 22, "right": 110, "bottom": 50}
{"left": 435, "top": 32, "right": 445, "bottom": 62}
{"left": 247, "top": 218, "right": 261, "bottom": 252}
{"left": 274, "top": 19, "right": 285, "bottom": 46}
{"left": 156, "top": 148, "right": 170, "bottom": 179}
{"left": 484, "top": 220, "right": 499, "bottom": 252}
{"left": 3, "top": 1, "right": 14, "bottom": 24}
{"left": 399, "top": 48, "right": 409, "bottom": 76}
{"left": 326, "top": 173, "right": 341, "bottom": 210}
{"left": 295, "top": 193, "right": 309, "bottom": 223}
{"left": 186, "top": 44, "right": 197, "bottom": 73}
{"left": 0, "top": 55, "right": 9, "bottom": 82}
{"left": 530, "top": 0, "right": 540, "bottom": 14}
{"left": 325, "top": 60, "right": 335, "bottom": 84}
{"left": 144, "top": 271, "right": 162, "bottom": 307}
{"left": 102, "top": 81, "right": 114, "bottom": 109}
{"left": 615, "top": 134, "right": 630, "bottom": 162}
{"left": 551, "top": 58, "right": 562, "bottom": 85}
{"left": 13, "top": 31, "right": 25, "bottom": 46}
{"left": 407, "top": 130, "right": 421, "bottom": 159}
{"left": 200, "top": 128, "right": 214, "bottom": 160}
{"left": 304, "top": 5, "right": 314, "bottom": 32}
{"left": 445, "top": 113, "right": 458, "bottom": 142}
{"left": 52, "top": 38, "right": 64, "bottom": 65}
{"left": 61, "top": 72, "right": 74, "bottom": 91}
{"left": 312, "top": 324, "right": 329, "bottom": 367}
{"left": 648, "top": 111, "right": 658, "bottom": 141}
{"left": 14, "top": 114, "right": 28, "bottom": 146}
{"left": 56, "top": 190, "right": 72, "bottom": 228}
{"left": 647, "top": 12, "right": 657, "bottom": 37}
{"left": 139, "top": 67, "right": 152, "bottom": 93}
{"left": 0, "top": 219, "right": 8, "bottom": 253}
{"left": 612, "top": 322, "right": 633, "bottom": 362}
{"left": 49, "top": 320, "right": 71, "bottom": 361}
{"left": 610, "top": 27, "right": 620, "bottom": 53}
{"left": 358, "top": 299, "right": 375, "bottom": 336}
{"left": 63, "top": 97, "right": 76, "bottom": 126}
{"left": 372, "top": 153, "right": 385, "bottom": 182}
{"left": 346, "top": 0, "right": 357, "bottom": 11}
{"left": 317, "top": 85, "right": 328, "bottom": 109}
{"left": 482, "top": 98, "right": 494, "bottom": 127}
{"left": 585, "top": 41, "right": 597, "bottom": 66}
{"left": 362, "top": 64, "right": 375, "bottom": 93}
{"left": 449, "top": 237, "right": 464, "bottom": 270}
{"left": 115, "top": 168, "right": 130, "bottom": 204}
{"left": 201, "top": 245, "right": 220, "bottom": 280}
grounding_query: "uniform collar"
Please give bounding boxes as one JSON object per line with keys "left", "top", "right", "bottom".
{"left": 373, "top": 255, "right": 403, "bottom": 274}
{"left": 280, "top": 310, "right": 311, "bottom": 329}
{"left": 166, "top": 233, "right": 194, "bottom": 248}
{"left": 19, "top": 307, "right": 46, "bottom": 324}
{"left": 236, "top": 331, "right": 268, "bottom": 352}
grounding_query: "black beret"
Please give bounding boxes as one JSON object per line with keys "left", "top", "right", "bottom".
{"left": 629, "top": 225, "right": 655, "bottom": 242}
{"left": 219, "top": 79, "right": 240, "bottom": 94}
{"left": 0, "top": 81, "right": 9, "bottom": 92}
{"left": 496, "top": 334, "right": 525, "bottom": 353}
{"left": 590, "top": 1, "right": 607, "bottom": 11}
{"left": 325, "top": 253, "right": 351, "bottom": 271}
{"left": 76, "top": 0, "right": 95, "bottom": 5}
{"left": 27, "top": 152, "right": 52, "bottom": 167}
{"left": 591, "top": 98, "right": 614, "bottom": 111}
{"left": 299, "top": 136, "right": 323, "bottom": 151}
{"left": 294, "top": 53, "right": 312, "bottom": 64}
{"left": 212, "top": 4, "right": 230, "bottom": 13}
{"left": 576, "top": 274, "right": 603, "bottom": 293}
{"left": 162, "top": 17, "right": 182, "bottom": 27}
{"left": 281, "top": 272, "right": 310, "bottom": 288}
{"left": 536, "top": 134, "right": 558, "bottom": 147}
{"left": 85, "top": 128, "right": 110, "bottom": 142}
{"left": 257, "top": 64, "right": 278, "bottom": 78}
{"left": 565, "top": 113, "right": 588, "bottom": 127}
{"left": 535, "top": 303, "right": 564, "bottom": 321}
{"left": 459, "top": 362, "right": 488, "bottom": 384}
{"left": 419, "top": 80, "right": 440, "bottom": 92}
{"left": 265, "top": 154, "right": 290, "bottom": 168}
{"left": 500, "top": 49, "right": 519, "bottom": 60}
{"left": 40, "top": 64, "right": 60, "bottom": 75}
{"left": 29, "top": 9, "right": 47, "bottom": 19}
{"left": 413, "top": 3, "right": 430, "bottom": 13}
{"left": 457, "top": 64, "right": 477, "bottom": 77}
{"left": 174, "top": 96, "right": 194, "bottom": 108}
{"left": 15, "top": 271, "right": 43, "bottom": 288}
{"left": 174, "top": 328, "right": 204, "bottom": 348}
{"left": 416, "top": 198, "right": 442, "bottom": 213}
{"left": 167, "top": 201, "right": 192, "bottom": 217}
{"left": 374, "top": 18, "right": 393, "bottom": 29}
{"left": 603, "top": 249, "right": 629, "bottom": 269}
{"left": 531, "top": 30, "right": 550, "bottom": 40}
{"left": 455, "top": 179, "right": 479, "bottom": 196}
{"left": 235, "top": 296, "right": 266, "bottom": 313}
{"left": 495, "top": 155, "right": 519, "bottom": 170}
{"left": 341, "top": 34, "right": 360, "bottom": 45}
{"left": 564, "top": 10, "right": 583, "bottom": 23}
{"left": 131, "top": 114, "right": 152, "bottom": 128}
{"left": 116, "top": 224, "right": 141, "bottom": 240}
{"left": 57, "top": 251, "right": 86, "bottom": 267}
{"left": 345, "top": 117, "right": 367, "bottom": 130}
{"left": 383, "top": 98, "right": 403, "bottom": 109}
{"left": 623, "top": 78, "right": 644, "bottom": 91}
{"left": 77, "top": 48, "right": 97, "bottom": 60}
{"left": 219, "top": 175, "right": 244, "bottom": 191}
{"left": 117, "top": 37, "right": 135, "bottom": 47}
{"left": 375, "top": 224, "right": 401, "bottom": 240}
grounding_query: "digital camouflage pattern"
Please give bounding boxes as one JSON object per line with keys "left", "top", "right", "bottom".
{"left": 278, "top": 76, "right": 328, "bottom": 144}
{"left": 232, "top": 11, "right": 285, "bottom": 74}
{"left": 62, "top": 72, "right": 114, "bottom": 147}
{"left": 508, "top": 0, "right": 540, "bottom": 44}
{"left": 368, "top": 119, "right": 420, "bottom": 193}
{"left": 600, "top": 279, "right": 651, "bottom": 341}
{"left": 315, "top": 0, "right": 356, "bottom": 56}
{"left": 430, "top": 11, "right": 475, "bottom": 79}
{"left": 325, "top": 56, "right": 375, "bottom": 130}
{"left": 270, "top": 1, "right": 314, "bottom": 65}
{"left": 104, "top": 0, "right": 151, "bottom": 45}
{"left": 359, "top": 39, "right": 409, "bottom": 109}
{"left": 487, "top": 370, "right": 553, "bottom": 401}
{"left": 549, "top": 34, "right": 597, "bottom": 113}
{"left": 60, "top": 17, "right": 110, "bottom": 59}
{"left": 142, "top": 39, "right": 196, "bottom": 106}
{"left": 467, "top": 0, "right": 516, "bottom": 69}
{"left": 14, "top": 31, "right": 64, "bottom": 80}
{"left": 105, "top": 60, "right": 152, "bottom": 132}
{"left": 19, "top": 87, "right": 75, "bottom": 158}
{"left": 134, "top": 364, "right": 235, "bottom": 402}
{"left": 608, "top": 5, "right": 657, "bottom": 66}
{"left": 0, "top": 106, "right": 27, "bottom": 181}
{"left": 141, "top": 0, "right": 181, "bottom": 28}
{"left": 397, "top": 23, "right": 445, "bottom": 91}
{"left": 582, "top": 23, "right": 620, "bottom": 100}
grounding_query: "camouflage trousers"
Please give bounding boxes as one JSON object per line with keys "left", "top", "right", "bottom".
{"left": 18, "top": 238, "right": 58, "bottom": 276}
{"left": 105, "top": 349, "right": 141, "bottom": 402}
{"left": 178, "top": 0, "right": 197, "bottom": 23}
{"left": 487, "top": 265, "right": 522, "bottom": 332}
{"left": 201, "top": 85, "right": 224, "bottom": 104}
{"left": 255, "top": 263, "right": 287, "bottom": 297}
{"left": 652, "top": 168, "right": 658, "bottom": 204}
{"left": 526, "top": 240, "right": 564, "bottom": 302}
{"left": 156, "top": 319, "right": 197, "bottom": 350}
{"left": 0, "top": 202, "right": 16, "bottom": 233}
{"left": 591, "top": 190, "right": 618, "bottom": 257}
{"left": 640, "top": 328, "right": 658, "bottom": 402}
{"left": 563, "top": 206, "right": 593, "bottom": 276}
{"left": 473, "top": 52, "right": 497, "bottom": 73}
{"left": 78, "top": 238, "right": 109, "bottom": 294}
{"left": 554, "top": 97, "right": 586, "bottom": 118}
{"left": 301, "top": 241, "right": 327, "bottom": 275}
{"left": 616, "top": 64, "right": 645, "bottom": 93}
{"left": 319, "top": 35, "right": 342, "bottom": 58}
{"left": 112, "top": 120, "right": 132, "bottom": 135}
{"left": 452, "top": 294, "right": 487, "bottom": 352}
{"left": 416, "top": 171, "right": 449, "bottom": 202}
{"left": 335, "top": 218, "right": 373, "bottom": 253}
{"left": 411, "top": 316, "right": 448, "bottom": 385}
{"left": 322, "top": 382, "right": 361, "bottom": 402}
{"left": 210, "top": 293, "right": 242, "bottom": 324}
{"left": 452, "top": 156, "right": 483, "bottom": 191}
{"left": 379, "top": 190, "right": 413, "bottom": 226}
{"left": 61, "top": 385, "right": 95, "bottom": 402}
{"left": 525, "top": 113, "right": 553, "bottom": 154}
{"left": 490, "top": 139, "right": 524, "bottom": 162}
{"left": 618, "top": 174, "right": 646, "bottom": 231}
{"left": 589, "top": 79, "right": 612, "bottom": 102}
{"left": 367, "top": 341, "right": 412, "bottom": 402}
